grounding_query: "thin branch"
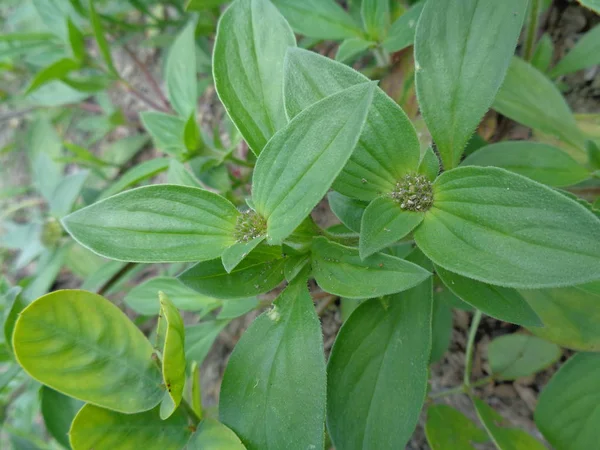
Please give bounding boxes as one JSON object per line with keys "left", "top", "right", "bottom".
{"left": 97, "top": 262, "right": 137, "bottom": 296}
{"left": 122, "top": 44, "right": 171, "bottom": 111}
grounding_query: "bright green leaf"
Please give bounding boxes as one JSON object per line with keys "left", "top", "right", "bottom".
{"left": 63, "top": 185, "right": 239, "bottom": 263}
{"left": 361, "top": 0, "right": 390, "bottom": 41}
{"left": 488, "top": 334, "right": 560, "bottom": 380}
{"left": 184, "top": 113, "right": 202, "bottom": 152}
{"left": 550, "top": 24, "right": 600, "bottom": 78}
{"left": 415, "top": 166, "right": 600, "bottom": 288}
{"left": 213, "top": 0, "right": 296, "bottom": 154}
{"left": 327, "top": 191, "right": 368, "bottom": 233}
{"left": 220, "top": 278, "right": 326, "bottom": 450}
{"left": 253, "top": 83, "right": 374, "bottom": 244}
{"left": 14, "top": 290, "right": 163, "bottom": 413}
{"left": 335, "top": 37, "right": 375, "bottom": 63}
{"left": 89, "top": 0, "right": 118, "bottom": 77}
{"left": 187, "top": 419, "right": 246, "bottom": 449}
{"left": 414, "top": 0, "right": 527, "bottom": 170}
{"left": 425, "top": 404, "right": 488, "bottom": 450}
{"left": 186, "top": 0, "right": 229, "bottom": 10}
{"left": 166, "top": 21, "right": 197, "bottom": 118}
{"left": 40, "top": 387, "right": 83, "bottom": 449}
{"left": 382, "top": 2, "right": 424, "bottom": 52}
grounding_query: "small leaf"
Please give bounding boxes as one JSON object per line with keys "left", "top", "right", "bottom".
{"left": 40, "top": 387, "right": 83, "bottom": 449}
{"left": 219, "top": 278, "right": 326, "bottom": 450}
{"left": 48, "top": 170, "right": 89, "bottom": 217}
{"left": 187, "top": 419, "right": 246, "bottom": 449}
{"left": 327, "top": 255, "right": 432, "bottom": 450}
{"left": 549, "top": 24, "right": 600, "bottom": 78}
{"left": 462, "top": 141, "right": 590, "bottom": 187}
{"left": 14, "top": 290, "right": 163, "bottom": 413}
{"left": 63, "top": 185, "right": 239, "bottom": 263}
{"left": 179, "top": 245, "right": 286, "bottom": 299}
{"left": 382, "top": 2, "right": 424, "bottom": 53}
{"left": 415, "top": 166, "right": 600, "bottom": 288}
{"left": 327, "top": 191, "right": 368, "bottom": 233}
{"left": 213, "top": 0, "right": 296, "bottom": 154}
{"left": 185, "top": 320, "right": 230, "bottom": 365}
{"left": 359, "top": 196, "right": 424, "bottom": 258}
{"left": 3, "top": 286, "right": 24, "bottom": 353}
{"left": 418, "top": 146, "right": 440, "bottom": 181}
{"left": 88, "top": 0, "right": 118, "bottom": 77}
{"left": 166, "top": 21, "right": 197, "bottom": 118}
{"left": 156, "top": 293, "right": 186, "bottom": 419}
{"left": 312, "top": 237, "right": 430, "bottom": 299}
{"left": 221, "top": 237, "right": 266, "bottom": 273}
{"left": 183, "top": 113, "right": 202, "bottom": 152}
{"left": 473, "top": 398, "right": 547, "bottom": 450}
{"left": 436, "top": 267, "right": 542, "bottom": 327}
{"left": 531, "top": 34, "right": 553, "bottom": 73}
{"left": 535, "top": 352, "right": 600, "bottom": 450}
{"left": 272, "top": 0, "right": 362, "bottom": 40}
{"left": 285, "top": 48, "right": 420, "bottom": 201}
{"left": 67, "top": 18, "right": 85, "bottom": 61}
{"left": 335, "top": 38, "right": 375, "bottom": 63}
{"left": 414, "top": 0, "right": 527, "bottom": 169}
{"left": 25, "top": 58, "right": 80, "bottom": 95}
{"left": 69, "top": 404, "right": 191, "bottom": 450}
{"left": 284, "top": 254, "right": 310, "bottom": 282}
{"left": 361, "top": 0, "right": 390, "bottom": 41}
{"left": 252, "top": 83, "right": 375, "bottom": 244}
{"left": 425, "top": 404, "right": 488, "bottom": 450}
{"left": 140, "top": 112, "right": 187, "bottom": 157}
{"left": 98, "top": 158, "right": 171, "bottom": 199}
{"left": 488, "top": 334, "right": 560, "bottom": 380}
{"left": 167, "top": 159, "right": 203, "bottom": 188}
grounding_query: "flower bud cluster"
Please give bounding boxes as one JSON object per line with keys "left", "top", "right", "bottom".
{"left": 390, "top": 174, "right": 433, "bottom": 212}
{"left": 234, "top": 210, "right": 267, "bottom": 242}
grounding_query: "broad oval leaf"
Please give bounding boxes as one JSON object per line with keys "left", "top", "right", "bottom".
{"left": 284, "top": 48, "right": 420, "bottom": 201}
{"left": 415, "top": 166, "right": 600, "bottom": 288}
{"left": 213, "top": 0, "right": 296, "bottom": 155}
{"left": 14, "top": 290, "right": 163, "bottom": 414}
{"left": 414, "top": 0, "right": 527, "bottom": 169}
{"left": 425, "top": 404, "right": 488, "bottom": 450}
{"left": 40, "top": 387, "right": 83, "bottom": 449}
{"left": 219, "top": 278, "right": 326, "bottom": 450}
{"left": 535, "top": 352, "right": 600, "bottom": 450}
{"left": 179, "top": 245, "right": 286, "bottom": 299}
{"left": 69, "top": 404, "right": 191, "bottom": 450}
{"left": 327, "top": 255, "right": 432, "bottom": 450}
{"left": 63, "top": 185, "right": 239, "bottom": 263}
{"left": 312, "top": 237, "right": 431, "bottom": 299}
{"left": 166, "top": 21, "right": 197, "bottom": 118}
{"left": 462, "top": 141, "right": 589, "bottom": 187}
{"left": 549, "top": 24, "right": 600, "bottom": 78}
{"left": 252, "top": 82, "right": 375, "bottom": 244}
{"left": 436, "top": 266, "right": 542, "bottom": 327}
{"left": 488, "top": 334, "right": 561, "bottom": 380}
{"left": 187, "top": 419, "right": 246, "bottom": 450}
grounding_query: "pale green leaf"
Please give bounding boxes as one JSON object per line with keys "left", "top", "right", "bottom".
{"left": 49, "top": 170, "right": 89, "bottom": 217}
{"left": 14, "top": 290, "right": 163, "bottom": 413}
{"left": 187, "top": 419, "right": 246, "bottom": 449}
{"left": 382, "top": 2, "right": 424, "bottom": 52}
{"left": 166, "top": 21, "right": 197, "bottom": 118}
{"left": 89, "top": 0, "right": 118, "bottom": 77}
{"left": 40, "top": 387, "right": 83, "bottom": 449}
{"left": 425, "top": 404, "right": 488, "bottom": 450}
{"left": 213, "top": 0, "right": 295, "bottom": 154}
{"left": 140, "top": 112, "right": 187, "bottom": 157}
{"left": 335, "top": 38, "right": 375, "bottom": 63}
{"left": 361, "top": 0, "right": 390, "bottom": 41}
{"left": 220, "top": 278, "right": 326, "bottom": 450}
{"left": 550, "top": 24, "right": 600, "bottom": 78}
{"left": 63, "top": 185, "right": 239, "bottom": 263}
{"left": 3, "top": 286, "right": 24, "bottom": 354}
{"left": 414, "top": 0, "right": 527, "bottom": 169}
{"left": 488, "top": 334, "right": 560, "bottom": 380}
{"left": 253, "top": 83, "right": 375, "bottom": 244}
{"left": 167, "top": 160, "right": 203, "bottom": 188}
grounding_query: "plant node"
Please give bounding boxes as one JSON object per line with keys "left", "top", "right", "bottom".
{"left": 390, "top": 174, "right": 433, "bottom": 212}
{"left": 234, "top": 210, "right": 267, "bottom": 242}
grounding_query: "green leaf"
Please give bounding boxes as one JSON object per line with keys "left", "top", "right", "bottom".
{"left": 88, "top": 0, "right": 118, "bottom": 77}
{"left": 179, "top": 245, "right": 286, "bottom": 299}
{"left": 187, "top": 419, "right": 246, "bottom": 449}
{"left": 577, "top": 0, "right": 600, "bottom": 13}
{"left": 184, "top": 113, "right": 202, "bottom": 152}
{"left": 40, "top": 387, "right": 83, "bottom": 449}
{"left": 67, "top": 18, "right": 85, "bottom": 61}
{"left": 253, "top": 83, "right": 374, "bottom": 244}
{"left": 521, "top": 281, "right": 600, "bottom": 351}
{"left": 493, "top": 57, "right": 586, "bottom": 153}
{"left": 414, "top": 0, "right": 527, "bottom": 170}
{"left": 272, "top": 0, "right": 362, "bottom": 40}
{"left": 359, "top": 196, "right": 424, "bottom": 258}
{"left": 25, "top": 58, "right": 80, "bottom": 95}
{"left": 418, "top": 146, "right": 440, "bottom": 181}
{"left": 140, "top": 112, "right": 187, "bottom": 157}
{"left": 283, "top": 253, "right": 310, "bottom": 282}
{"left": 284, "top": 48, "right": 420, "bottom": 201}
{"left": 186, "top": 0, "right": 229, "bottom": 10}
{"left": 361, "top": 0, "right": 390, "bottom": 41}
{"left": 63, "top": 185, "right": 239, "bottom": 263}
{"left": 49, "top": 171, "right": 89, "bottom": 217}
{"left": 425, "top": 404, "right": 488, "bottom": 450}
{"left": 335, "top": 38, "right": 375, "bottom": 63}
{"left": 156, "top": 293, "right": 186, "bottom": 419}
{"left": 488, "top": 334, "right": 560, "bottom": 380}
{"left": 3, "top": 287, "right": 24, "bottom": 354}
{"left": 414, "top": 166, "right": 600, "bottom": 288}
{"left": 328, "top": 191, "right": 368, "bottom": 233}
{"left": 185, "top": 320, "right": 229, "bottom": 365}
{"left": 531, "top": 34, "right": 553, "bottom": 73}
{"left": 14, "top": 290, "right": 163, "bottom": 414}
{"left": 430, "top": 294, "right": 453, "bottom": 364}
{"left": 535, "top": 352, "right": 600, "bottom": 450}
{"left": 221, "top": 237, "right": 266, "bottom": 273}
{"left": 217, "top": 298, "right": 260, "bottom": 319}
{"left": 219, "top": 278, "right": 326, "bottom": 450}
{"left": 167, "top": 160, "right": 203, "bottom": 188}
{"left": 473, "top": 398, "right": 547, "bottom": 450}
{"left": 436, "top": 267, "right": 542, "bottom": 327}
{"left": 326, "top": 254, "right": 432, "bottom": 450}
{"left": 213, "top": 0, "right": 295, "bottom": 155}
{"left": 312, "top": 237, "right": 430, "bottom": 298}
{"left": 550, "top": 24, "right": 600, "bottom": 78}
{"left": 125, "top": 276, "right": 220, "bottom": 316}
{"left": 462, "top": 141, "right": 590, "bottom": 187}
{"left": 381, "top": 2, "right": 424, "bottom": 52}
{"left": 166, "top": 21, "right": 197, "bottom": 118}
{"left": 69, "top": 404, "right": 191, "bottom": 450}
{"left": 99, "top": 158, "right": 171, "bottom": 199}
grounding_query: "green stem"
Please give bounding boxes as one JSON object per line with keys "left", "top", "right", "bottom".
{"left": 464, "top": 310, "right": 482, "bottom": 388}
{"left": 523, "top": 0, "right": 540, "bottom": 61}
{"left": 429, "top": 375, "right": 494, "bottom": 400}
{"left": 181, "top": 397, "right": 202, "bottom": 424}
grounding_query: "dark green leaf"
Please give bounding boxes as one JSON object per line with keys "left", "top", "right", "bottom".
{"left": 425, "top": 404, "right": 488, "bottom": 450}
{"left": 488, "top": 334, "right": 560, "bottom": 380}
{"left": 40, "top": 387, "right": 83, "bottom": 449}
{"left": 327, "top": 192, "right": 368, "bottom": 233}
{"left": 185, "top": 320, "right": 229, "bottom": 365}
{"left": 531, "top": 34, "right": 553, "bottom": 73}
{"left": 3, "top": 287, "right": 24, "bottom": 354}
{"left": 217, "top": 298, "right": 260, "bottom": 320}
{"left": 418, "top": 146, "right": 440, "bottom": 181}
{"left": 166, "top": 21, "right": 197, "bottom": 118}
{"left": 67, "top": 18, "right": 85, "bottom": 61}
{"left": 430, "top": 295, "right": 453, "bottom": 364}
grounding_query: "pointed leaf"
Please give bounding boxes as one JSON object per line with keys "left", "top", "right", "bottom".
{"left": 488, "top": 334, "right": 560, "bottom": 380}
{"left": 219, "top": 279, "right": 326, "bottom": 450}
{"left": 531, "top": 34, "right": 554, "bottom": 73}
{"left": 67, "top": 18, "right": 85, "bottom": 61}
{"left": 335, "top": 38, "right": 375, "bottom": 63}
{"left": 252, "top": 83, "right": 375, "bottom": 244}
{"left": 63, "top": 185, "right": 239, "bottom": 263}
{"left": 98, "top": 158, "right": 171, "bottom": 199}
{"left": 361, "top": 0, "right": 390, "bottom": 41}
{"left": 221, "top": 236, "right": 266, "bottom": 273}
{"left": 140, "top": 112, "right": 187, "bottom": 157}
{"left": 382, "top": 2, "right": 424, "bottom": 52}
{"left": 25, "top": 58, "right": 80, "bottom": 95}
{"left": 187, "top": 419, "right": 246, "bottom": 449}
{"left": 418, "top": 146, "right": 440, "bottom": 181}
{"left": 577, "top": 0, "right": 600, "bottom": 14}
{"left": 425, "top": 405, "right": 488, "bottom": 450}
{"left": 414, "top": 0, "right": 527, "bottom": 169}
{"left": 14, "top": 290, "right": 163, "bottom": 414}
{"left": 213, "top": 0, "right": 296, "bottom": 154}
{"left": 549, "top": 25, "right": 600, "bottom": 78}
{"left": 88, "top": 0, "right": 118, "bottom": 77}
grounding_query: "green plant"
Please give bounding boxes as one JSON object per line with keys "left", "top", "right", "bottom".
{"left": 2, "top": 0, "right": 600, "bottom": 449}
